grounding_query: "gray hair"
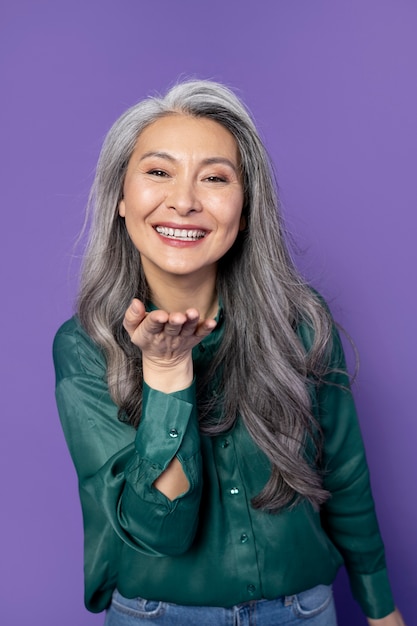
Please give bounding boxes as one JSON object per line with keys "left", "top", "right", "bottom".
{"left": 78, "top": 79, "right": 335, "bottom": 511}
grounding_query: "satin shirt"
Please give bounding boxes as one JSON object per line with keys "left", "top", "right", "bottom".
{"left": 53, "top": 310, "right": 394, "bottom": 619}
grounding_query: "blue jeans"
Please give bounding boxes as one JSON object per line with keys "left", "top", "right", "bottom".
{"left": 104, "top": 584, "right": 338, "bottom": 625}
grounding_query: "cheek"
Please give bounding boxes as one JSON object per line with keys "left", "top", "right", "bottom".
{"left": 221, "top": 208, "right": 245, "bottom": 246}
{"left": 215, "top": 190, "right": 244, "bottom": 222}
{"left": 123, "top": 183, "right": 164, "bottom": 215}
{"left": 139, "top": 186, "right": 165, "bottom": 206}
{"left": 225, "top": 199, "right": 245, "bottom": 232}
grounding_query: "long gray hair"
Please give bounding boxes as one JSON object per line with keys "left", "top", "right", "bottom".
{"left": 78, "top": 79, "right": 335, "bottom": 511}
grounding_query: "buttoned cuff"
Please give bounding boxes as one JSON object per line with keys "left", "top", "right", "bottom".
{"left": 133, "top": 381, "right": 201, "bottom": 502}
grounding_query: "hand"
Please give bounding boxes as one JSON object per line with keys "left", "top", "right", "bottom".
{"left": 367, "top": 608, "right": 406, "bottom": 626}
{"left": 123, "top": 298, "right": 217, "bottom": 392}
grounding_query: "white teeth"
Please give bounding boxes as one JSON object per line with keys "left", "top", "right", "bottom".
{"left": 155, "top": 226, "right": 206, "bottom": 240}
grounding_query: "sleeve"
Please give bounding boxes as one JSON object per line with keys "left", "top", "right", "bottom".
{"left": 53, "top": 318, "right": 203, "bottom": 559}
{"left": 314, "top": 323, "right": 395, "bottom": 619}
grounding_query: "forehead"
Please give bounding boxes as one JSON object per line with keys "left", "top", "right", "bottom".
{"left": 134, "top": 114, "right": 240, "bottom": 159}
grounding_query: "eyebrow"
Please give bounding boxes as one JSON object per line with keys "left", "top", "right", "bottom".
{"left": 139, "top": 151, "right": 176, "bottom": 163}
{"left": 139, "top": 151, "right": 240, "bottom": 175}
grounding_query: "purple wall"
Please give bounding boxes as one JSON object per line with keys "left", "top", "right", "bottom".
{"left": 1, "top": 1, "right": 415, "bottom": 624}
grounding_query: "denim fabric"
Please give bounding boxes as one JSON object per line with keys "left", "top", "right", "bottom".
{"left": 104, "top": 584, "right": 337, "bottom": 625}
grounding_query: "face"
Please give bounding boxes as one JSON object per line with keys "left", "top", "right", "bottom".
{"left": 118, "top": 114, "right": 245, "bottom": 288}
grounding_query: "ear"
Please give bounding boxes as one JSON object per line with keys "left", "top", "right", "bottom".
{"left": 239, "top": 214, "right": 246, "bottom": 231}
{"left": 118, "top": 198, "right": 126, "bottom": 217}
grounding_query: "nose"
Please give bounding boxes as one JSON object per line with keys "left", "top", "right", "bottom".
{"left": 166, "top": 177, "right": 202, "bottom": 215}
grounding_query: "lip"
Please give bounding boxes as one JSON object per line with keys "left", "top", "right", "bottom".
{"left": 152, "top": 222, "right": 210, "bottom": 247}
{"left": 152, "top": 222, "right": 210, "bottom": 231}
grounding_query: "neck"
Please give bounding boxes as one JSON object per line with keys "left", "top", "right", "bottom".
{"left": 145, "top": 270, "right": 219, "bottom": 320}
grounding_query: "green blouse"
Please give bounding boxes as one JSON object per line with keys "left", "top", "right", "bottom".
{"left": 53, "top": 311, "right": 394, "bottom": 619}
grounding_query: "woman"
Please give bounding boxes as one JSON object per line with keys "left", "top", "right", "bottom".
{"left": 53, "top": 80, "right": 405, "bottom": 625}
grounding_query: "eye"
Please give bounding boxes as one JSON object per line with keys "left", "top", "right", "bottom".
{"left": 205, "top": 175, "right": 228, "bottom": 183}
{"left": 147, "top": 169, "right": 169, "bottom": 178}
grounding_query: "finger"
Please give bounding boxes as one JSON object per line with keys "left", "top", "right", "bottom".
{"left": 179, "top": 309, "right": 201, "bottom": 336}
{"left": 164, "top": 311, "right": 189, "bottom": 336}
{"left": 123, "top": 299, "right": 146, "bottom": 336}
{"left": 142, "top": 309, "right": 170, "bottom": 335}
{"left": 195, "top": 318, "right": 217, "bottom": 338}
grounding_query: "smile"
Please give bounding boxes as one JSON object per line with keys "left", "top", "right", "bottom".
{"left": 155, "top": 226, "right": 207, "bottom": 241}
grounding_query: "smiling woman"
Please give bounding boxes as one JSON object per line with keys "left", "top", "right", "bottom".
{"left": 118, "top": 115, "right": 245, "bottom": 296}
{"left": 53, "top": 80, "right": 405, "bottom": 625}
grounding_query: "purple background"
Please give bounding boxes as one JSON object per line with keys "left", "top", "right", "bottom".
{"left": 1, "top": 1, "right": 415, "bottom": 624}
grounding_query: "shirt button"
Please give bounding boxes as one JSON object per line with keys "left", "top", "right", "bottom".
{"left": 169, "top": 429, "right": 179, "bottom": 438}
{"left": 230, "top": 487, "right": 239, "bottom": 495}
{"left": 240, "top": 533, "right": 249, "bottom": 544}
{"left": 247, "top": 584, "right": 256, "bottom": 595}
{"left": 221, "top": 439, "right": 229, "bottom": 448}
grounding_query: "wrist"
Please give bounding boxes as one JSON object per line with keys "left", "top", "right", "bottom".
{"left": 142, "top": 356, "right": 193, "bottom": 393}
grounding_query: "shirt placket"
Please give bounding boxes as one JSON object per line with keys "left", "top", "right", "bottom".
{"left": 214, "top": 430, "right": 262, "bottom": 600}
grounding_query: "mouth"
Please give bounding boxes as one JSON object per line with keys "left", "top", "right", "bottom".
{"left": 154, "top": 226, "right": 207, "bottom": 241}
